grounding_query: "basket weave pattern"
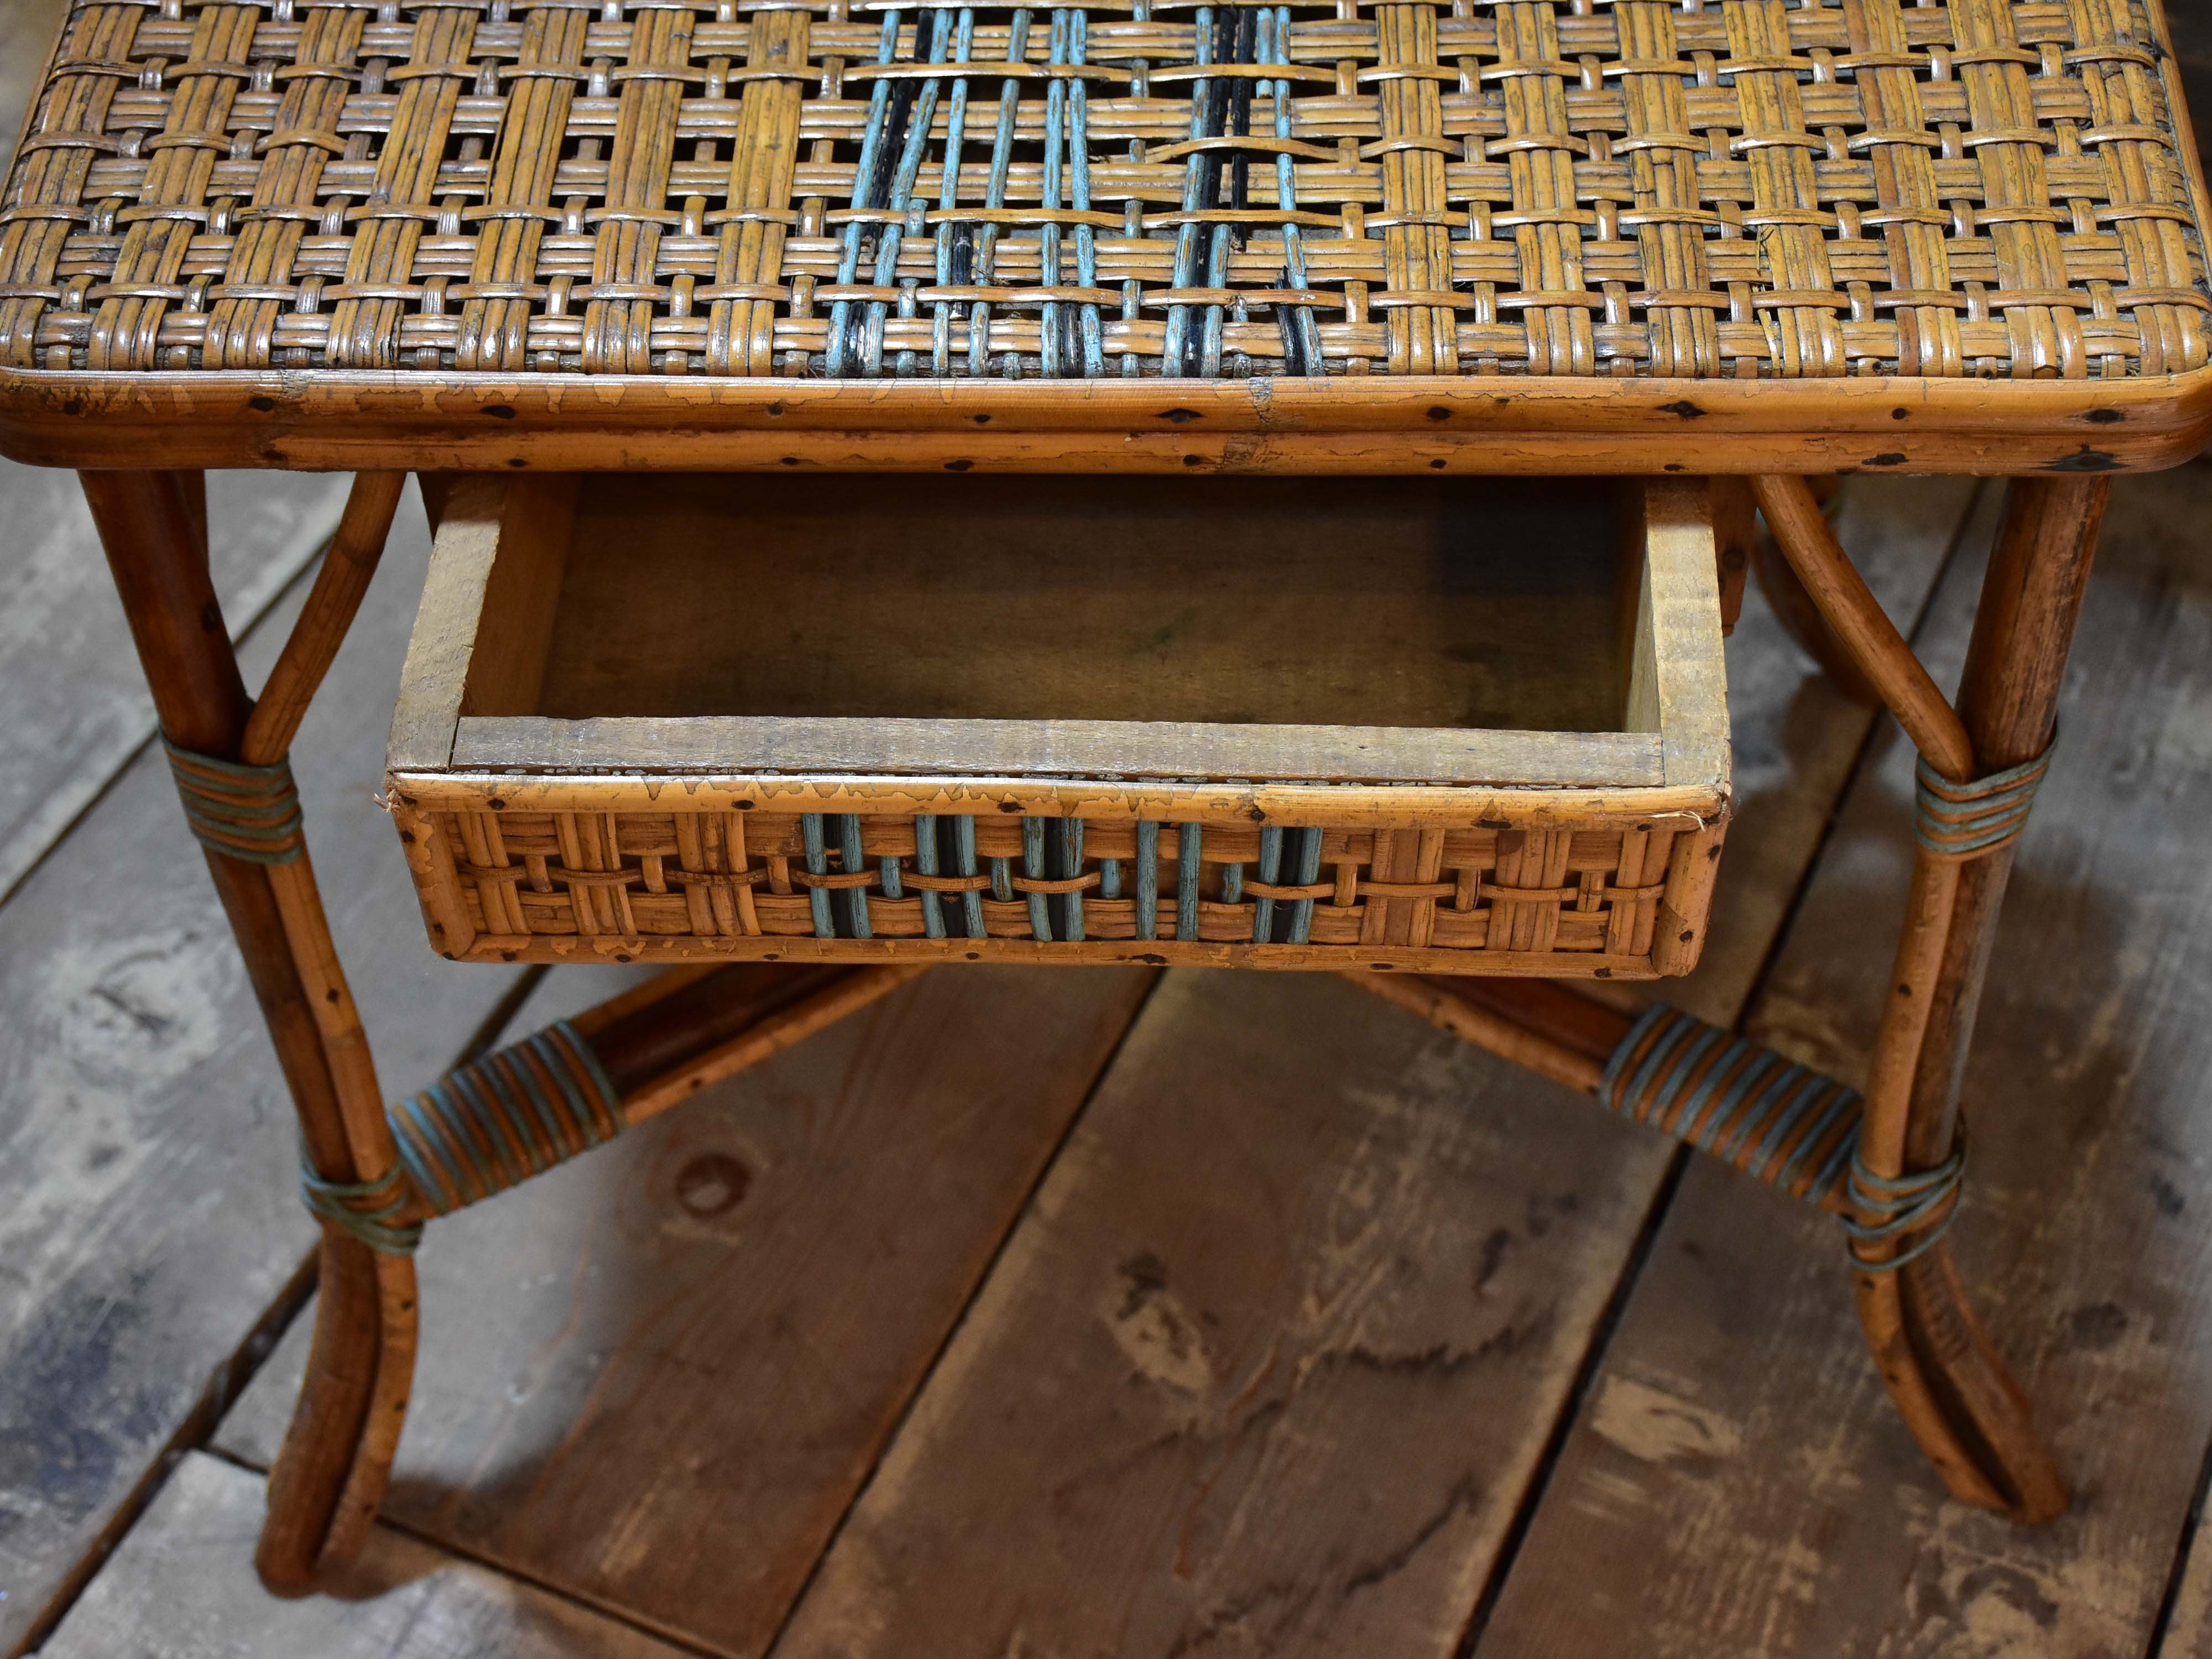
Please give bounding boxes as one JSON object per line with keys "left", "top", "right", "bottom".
{"left": 424, "top": 807, "right": 1691, "bottom": 958}
{"left": 4, "top": 0, "right": 2204, "bottom": 379}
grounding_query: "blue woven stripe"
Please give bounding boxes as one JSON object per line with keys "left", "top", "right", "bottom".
{"left": 387, "top": 1095, "right": 455, "bottom": 1215}
{"left": 1695, "top": 1046, "right": 1781, "bottom": 1154}
{"left": 955, "top": 816, "right": 984, "bottom": 937}
{"left": 396, "top": 1093, "right": 478, "bottom": 1221}
{"left": 164, "top": 739, "right": 306, "bottom": 865}
{"left": 1177, "top": 822, "right": 1202, "bottom": 941}
{"left": 481, "top": 1046, "right": 560, "bottom": 1181}
{"left": 1595, "top": 1001, "right": 1675, "bottom": 1109}
{"left": 1714, "top": 1053, "right": 1800, "bottom": 1164}
{"left": 1744, "top": 1070, "right": 1833, "bottom": 1185}
{"left": 1024, "top": 816, "right": 1052, "bottom": 941}
{"left": 1844, "top": 1143, "right": 1968, "bottom": 1272}
{"left": 447, "top": 1066, "right": 529, "bottom": 1192}
{"left": 383, "top": 1019, "right": 623, "bottom": 1220}
{"left": 1252, "top": 826, "right": 1282, "bottom": 943}
{"left": 1804, "top": 1110, "right": 1861, "bottom": 1207}
{"left": 1287, "top": 827, "right": 1322, "bottom": 945}
{"left": 914, "top": 815, "right": 946, "bottom": 940}
{"left": 823, "top": 9, "right": 903, "bottom": 377}
{"left": 1669, "top": 1034, "right": 1754, "bottom": 1145}
{"left": 1649, "top": 1023, "right": 1726, "bottom": 1135}
{"left": 548, "top": 1021, "right": 622, "bottom": 1141}
{"left": 1135, "top": 820, "right": 1159, "bottom": 940}
{"left": 1771, "top": 1082, "right": 1860, "bottom": 1196}
{"left": 495, "top": 1040, "right": 568, "bottom": 1161}
{"left": 802, "top": 815, "right": 836, "bottom": 938}
{"left": 299, "top": 1159, "right": 421, "bottom": 1255}
{"left": 839, "top": 815, "right": 873, "bottom": 940}
{"left": 1600, "top": 1004, "right": 1694, "bottom": 1124}
{"left": 1061, "top": 817, "right": 1086, "bottom": 942}
{"left": 310, "top": 1019, "right": 623, "bottom": 1251}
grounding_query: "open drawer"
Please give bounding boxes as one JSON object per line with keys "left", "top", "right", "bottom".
{"left": 387, "top": 473, "right": 1729, "bottom": 975}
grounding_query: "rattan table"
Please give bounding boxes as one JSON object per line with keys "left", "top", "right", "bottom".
{"left": 4, "top": 0, "right": 2207, "bottom": 1593}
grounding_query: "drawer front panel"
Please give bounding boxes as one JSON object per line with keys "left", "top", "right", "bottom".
{"left": 398, "top": 804, "right": 1724, "bottom": 976}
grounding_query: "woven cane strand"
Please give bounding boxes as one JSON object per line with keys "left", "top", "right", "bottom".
{"left": 433, "top": 810, "right": 1677, "bottom": 957}
{"left": 5, "top": 0, "right": 2204, "bottom": 379}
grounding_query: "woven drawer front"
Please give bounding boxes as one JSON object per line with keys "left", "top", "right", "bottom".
{"left": 388, "top": 471, "right": 1730, "bottom": 975}
{"left": 415, "top": 811, "right": 1693, "bottom": 963}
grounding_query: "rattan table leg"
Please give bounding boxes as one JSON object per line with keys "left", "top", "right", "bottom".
{"left": 1850, "top": 476, "right": 2106, "bottom": 1524}
{"left": 80, "top": 468, "right": 414, "bottom": 1590}
{"left": 1749, "top": 476, "right": 1882, "bottom": 706}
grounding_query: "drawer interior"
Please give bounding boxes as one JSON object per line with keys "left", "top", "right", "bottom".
{"left": 540, "top": 474, "right": 1625, "bottom": 732}
{"left": 401, "top": 472, "right": 1724, "bottom": 792}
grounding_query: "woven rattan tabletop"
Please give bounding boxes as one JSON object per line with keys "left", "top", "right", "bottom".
{"left": 3, "top": 0, "right": 2210, "bottom": 472}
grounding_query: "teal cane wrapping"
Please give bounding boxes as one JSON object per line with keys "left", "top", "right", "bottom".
{"left": 299, "top": 1160, "right": 423, "bottom": 1255}
{"left": 299, "top": 1019, "right": 623, "bottom": 1254}
{"left": 163, "top": 739, "right": 306, "bottom": 865}
{"left": 390, "top": 1019, "right": 623, "bottom": 1215}
{"left": 1841, "top": 1144, "right": 1968, "bottom": 1274}
{"left": 1598, "top": 1004, "right": 1863, "bottom": 1208}
{"left": 1598, "top": 1004, "right": 1965, "bottom": 1272}
{"left": 1914, "top": 731, "right": 2056, "bottom": 859}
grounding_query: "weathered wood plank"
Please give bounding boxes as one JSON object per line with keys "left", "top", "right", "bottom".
{"left": 2161, "top": 1507, "right": 2212, "bottom": 1659}
{"left": 758, "top": 486, "right": 1979, "bottom": 1658}
{"left": 0, "top": 492, "right": 530, "bottom": 1655}
{"left": 1475, "top": 462, "right": 2212, "bottom": 1659}
{"left": 39, "top": 1453, "right": 690, "bottom": 1659}
{"left": 215, "top": 963, "right": 1157, "bottom": 1653}
{"left": 451, "top": 713, "right": 1670, "bottom": 790}
{"left": 1637, "top": 477, "right": 1731, "bottom": 793}
{"left": 770, "top": 966, "right": 1676, "bottom": 1658}
{"left": 0, "top": 465, "right": 349, "bottom": 905}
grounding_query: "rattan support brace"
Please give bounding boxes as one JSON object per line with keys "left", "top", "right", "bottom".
{"left": 389, "top": 1019, "right": 623, "bottom": 1219}
{"left": 1598, "top": 1003, "right": 1864, "bottom": 1208}
{"left": 1597, "top": 1002, "right": 1964, "bottom": 1269}
{"left": 300, "top": 1018, "right": 623, "bottom": 1253}
{"left": 164, "top": 739, "right": 306, "bottom": 865}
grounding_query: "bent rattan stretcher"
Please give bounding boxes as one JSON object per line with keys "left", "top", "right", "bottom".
{"left": 6, "top": 0, "right": 2206, "bottom": 1592}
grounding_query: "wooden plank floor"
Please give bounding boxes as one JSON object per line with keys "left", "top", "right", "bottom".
{"left": 3, "top": 76, "right": 2211, "bottom": 1651}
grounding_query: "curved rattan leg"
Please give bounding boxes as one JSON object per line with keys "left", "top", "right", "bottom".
{"left": 258, "top": 1239, "right": 419, "bottom": 1587}
{"left": 1847, "top": 476, "right": 2107, "bottom": 1522}
{"left": 81, "top": 469, "right": 414, "bottom": 1588}
{"left": 1749, "top": 477, "right": 1881, "bottom": 706}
